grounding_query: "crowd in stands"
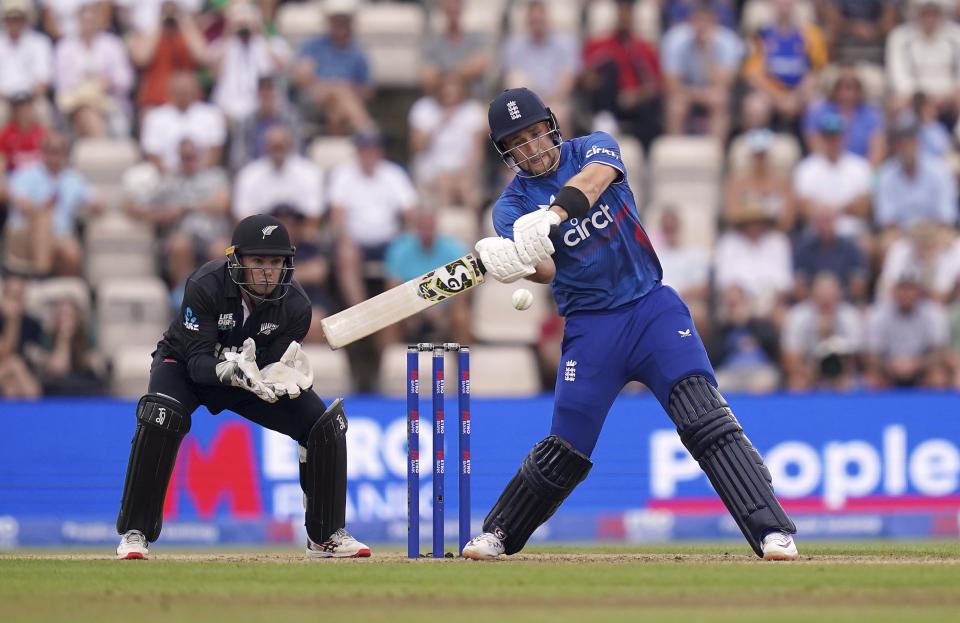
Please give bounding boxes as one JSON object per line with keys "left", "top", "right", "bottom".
{"left": 3, "top": 0, "right": 960, "bottom": 398}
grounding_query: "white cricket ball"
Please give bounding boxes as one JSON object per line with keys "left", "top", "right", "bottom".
{"left": 512, "top": 288, "right": 534, "bottom": 311}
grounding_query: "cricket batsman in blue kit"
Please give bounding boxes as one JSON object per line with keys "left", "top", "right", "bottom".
{"left": 462, "top": 87, "right": 799, "bottom": 561}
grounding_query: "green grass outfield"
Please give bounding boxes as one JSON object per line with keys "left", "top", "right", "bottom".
{"left": 3, "top": 542, "right": 960, "bottom": 623}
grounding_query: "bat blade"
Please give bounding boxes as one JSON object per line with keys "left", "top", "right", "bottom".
{"left": 321, "top": 252, "right": 485, "bottom": 349}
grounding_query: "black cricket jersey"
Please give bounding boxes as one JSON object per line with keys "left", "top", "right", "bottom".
{"left": 155, "top": 260, "right": 312, "bottom": 386}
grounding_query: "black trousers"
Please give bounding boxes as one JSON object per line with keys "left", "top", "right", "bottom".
{"left": 149, "top": 355, "right": 327, "bottom": 445}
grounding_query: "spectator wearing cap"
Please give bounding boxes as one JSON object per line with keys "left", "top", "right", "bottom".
{"left": 793, "top": 112, "right": 872, "bottom": 241}
{"left": 865, "top": 264, "right": 957, "bottom": 388}
{"left": 580, "top": 0, "right": 664, "bottom": 149}
{"left": 383, "top": 208, "right": 470, "bottom": 346}
{"left": 53, "top": 1, "right": 135, "bottom": 137}
{"left": 822, "top": 0, "right": 898, "bottom": 64}
{"left": 874, "top": 111, "right": 957, "bottom": 254}
{"left": 233, "top": 123, "right": 323, "bottom": 222}
{"left": 723, "top": 128, "right": 796, "bottom": 233}
{"left": 0, "top": 93, "right": 46, "bottom": 173}
{"left": 0, "top": 0, "right": 53, "bottom": 101}
{"left": 209, "top": 1, "right": 291, "bottom": 124}
{"left": 713, "top": 199, "right": 793, "bottom": 320}
{"left": 781, "top": 271, "right": 863, "bottom": 391}
{"left": 6, "top": 131, "right": 98, "bottom": 276}
{"left": 793, "top": 205, "right": 868, "bottom": 303}
{"left": 420, "top": 0, "right": 492, "bottom": 99}
{"left": 328, "top": 128, "right": 417, "bottom": 308}
{"left": 140, "top": 70, "right": 227, "bottom": 174}
{"left": 293, "top": 0, "right": 373, "bottom": 135}
{"left": 886, "top": 0, "right": 960, "bottom": 122}
{"left": 229, "top": 75, "right": 302, "bottom": 172}
{"left": 128, "top": 0, "right": 208, "bottom": 111}
{"left": 742, "top": 0, "right": 828, "bottom": 133}
{"left": 501, "top": 0, "right": 579, "bottom": 135}
{"left": 661, "top": 0, "right": 744, "bottom": 141}
{"left": 804, "top": 63, "right": 885, "bottom": 166}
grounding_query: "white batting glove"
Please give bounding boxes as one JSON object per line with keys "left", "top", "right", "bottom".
{"left": 215, "top": 337, "right": 277, "bottom": 403}
{"left": 261, "top": 341, "right": 314, "bottom": 399}
{"left": 475, "top": 237, "right": 536, "bottom": 283}
{"left": 512, "top": 208, "right": 561, "bottom": 265}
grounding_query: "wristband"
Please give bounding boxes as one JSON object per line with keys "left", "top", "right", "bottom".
{"left": 551, "top": 185, "right": 590, "bottom": 219}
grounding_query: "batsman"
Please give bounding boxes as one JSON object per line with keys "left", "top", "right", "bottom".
{"left": 115, "top": 214, "right": 370, "bottom": 560}
{"left": 463, "top": 88, "right": 798, "bottom": 561}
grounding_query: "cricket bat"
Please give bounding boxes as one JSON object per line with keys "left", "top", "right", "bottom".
{"left": 321, "top": 253, "right": 486, "bottom": 349}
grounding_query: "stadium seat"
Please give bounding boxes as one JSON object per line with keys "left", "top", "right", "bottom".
{"left": 820, "top": 62, "right": 887, "bottom": 105}
{"left": 23, "top": 277, "right": 93, "bottom": 331}
{"left": 111, "top": 344, "right": 155, "bottom": 398}
{"left": 275, "top": 0, "right": 326, "bottom": 47}
{"left": 740, "top": 0, "right": 815, "bottom": 33}
{"left": 430, "top": 0, "right": 507, "bottom": 36}
{"left": 727, "top": 132, "right": 801, "bottom": 173}
{"left": 96, "top": 277, "right": 170, "bottom": 358}
{"left": 649, "top": 135, "right": 723, "bottom": 183}
{"left": 378, "top": 342, "right": 541, "bottom": 397}
{"left": 71, "top": 138, "right": 141, "bottom": 209}
{"left": 356, "top": 2, "right": 424, "bottom": 87}
{"left": 436, "top": 206, "right": 478, "bottom": 249}
{"left": 617, "top": 135, "right": 646, "bottom": 206}
{"left": 83, "top": 213, "right": 157, "bottom": 287}
{"left": 472, "top": 278, "right": 551, "bottom": 344}
{"left": 586, "top": 0, "right": 661, "bottom": 42}
{"left": 644, "top": 199, "right": 718, "bottom": 251}
{"left": 507, "top": 0, "right": 580, "bottom": 35}
{"left": 300, "top": 344, "right": 353, "bottom": 397}
{"left": 307, "top": 136, "right": 357, "bottom": 175}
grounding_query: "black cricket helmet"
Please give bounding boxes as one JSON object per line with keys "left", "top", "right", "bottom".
{"left": 488, "top": 87, "right": 562, "bottom": 178}
{"left": 225, "top": 214, "right": 296, "bottom": 301}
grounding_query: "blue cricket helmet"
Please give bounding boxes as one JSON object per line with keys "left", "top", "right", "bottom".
{"left": 488, "top": 87, "right": 563, "bottom": 177}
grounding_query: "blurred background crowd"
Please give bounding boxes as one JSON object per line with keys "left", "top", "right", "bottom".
{"left": 2, "top": 0, "right": 960, "bottom": 399}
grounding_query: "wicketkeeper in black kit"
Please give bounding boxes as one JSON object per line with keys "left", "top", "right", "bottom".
{"left": 115, "top": 214, "right": 370, "bottom": 559}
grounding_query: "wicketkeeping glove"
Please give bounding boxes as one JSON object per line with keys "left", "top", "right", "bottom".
{"left": 475, "top": 236, "right": 536, "bottom": 283}
{"left": 261, "top": 341, "right": 314, "bottom": 399}
{"left": 215, "top": 337, "right": 277, "bottom": 403}
{"left": 512, "top": 208, "right": 561, "bottom": 265}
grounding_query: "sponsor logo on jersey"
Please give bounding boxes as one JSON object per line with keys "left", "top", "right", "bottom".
{"left": 259, "top": 322, "right": 279, "bottom": 335}
{"left": 563, "top": 360, "right": 577, "bottom": 382}
{"left": 217, "top": 313, "right": 235, "bottom": 331}
{"left": 183, "top": 307, "right": 199, "bottom": 331}
{"left": 416, "top": 255, "right": 483, "bottom": 302}
{"left": 584, "top": 145, "right": 620, "bottom": 161}
{"left": 562, "top": 203, "right": 616, "bottom": 247}
{"left": 507, "top": 100, "right": 521, "bottom": 120}
{"left": 261, "top": 225, "right": 279, "bottom": 239}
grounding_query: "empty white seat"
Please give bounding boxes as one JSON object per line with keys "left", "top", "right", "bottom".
{"left": 649, "top": 135, "right": 723, "bottom": 182}
{"left": 111, "top": 344, "right": 155, "bottom": 398}
{"left": 23, "top": 277, "right": 93, "bottom": 330}
{"left": 508, "top": 0, "right": 580, "bottom": 35}
{"left": 431, "top": 0, "right": 506, "bottom": 36}
{"left": 300, "top": 344, "right": 353, "bottom": 397}
{"left": 71, "top": 138, "right": 140, "bottom": 186}
{"left": 96, "top": 277, "right": 170, "bottom": 358}
{"left": 587, "top": 0, "right": 661, "bottom": 42}
{"left": 740, "top": 0, "right": 815, "bottom": 33}
{"left": 275, "top": 0, "right": 326, "bottom": 46}
{"left": 436, "top": 207, "right": 478, "bottom": 249}
{"left": 472, "top": 278, "right": 551, "bottom": 344}
{"left": 469, "top": 344, "right": 541, "bottom": 397}
{"left": 84, "top": 213, "right": 157, "bottom": 286}
{"left": 308, "top": 136, "right": 357, "bottom": 175}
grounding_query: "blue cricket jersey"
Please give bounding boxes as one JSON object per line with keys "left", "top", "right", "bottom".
{"left": 492, "top": 132, "right": 662, "bottom": 316}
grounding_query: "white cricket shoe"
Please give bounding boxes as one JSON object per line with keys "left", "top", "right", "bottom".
{"left": 761, "top": 531, "right": 799, "bottom": 560}
{"left": 116, "top": 530, "right": 149, "bottom": 560}
{"left": 461, "top": 532, "right": 505, "bottom": 560}
{"left": 305, "top": 528, "right": 371, "bottom": 558}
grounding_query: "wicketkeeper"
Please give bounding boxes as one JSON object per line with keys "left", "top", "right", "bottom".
{"left": 115, "top": 214, "right": 369, "bottom": 559}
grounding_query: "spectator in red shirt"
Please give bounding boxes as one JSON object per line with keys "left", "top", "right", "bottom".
{"left": 579, "top": 0, "right": 663, "bottom": 148}
{"left": 0, "top": 92, "right": 45, "bottom": 173}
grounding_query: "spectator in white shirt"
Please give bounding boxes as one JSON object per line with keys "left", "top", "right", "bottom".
{"left": 886, "top": 0, "right": 960, "bottom": 119}
{"left": 328, "top": 128, "right": 417, "bottom": 307}
{"left": 140, "top": 70, "right": 226, "bottom": 173}
{"left": 793, "top": 112, "right": 873, "bottom": 241}
{"left": 233, "top": 123, "right": 323, "bottom": 222}
{"left": 209, "top": 1, "right": 290, "bottom": 123}
{"left": 409, "top": 72, "right": 486, "bottom": 212}
{"left": 0, "top": 0, "right": 53, "bottom": 100}
{"left": 53, "top": 1, "right": 134, "bottom": 137}
{"left": 713, "top": 205, "right": 793, "bottom": 319}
